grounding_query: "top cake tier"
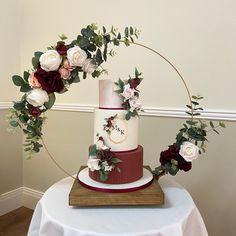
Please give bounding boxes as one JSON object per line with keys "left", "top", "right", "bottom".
{"left": 99, "top": 79, "right": 123, "bottom": 109}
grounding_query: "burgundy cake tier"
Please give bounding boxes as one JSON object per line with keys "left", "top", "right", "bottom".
{"left": 89, "top": 146, "right": 143, "bottom": 184}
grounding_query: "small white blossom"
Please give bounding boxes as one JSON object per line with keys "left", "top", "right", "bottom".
{"left": 102, "top": 161, "right": 113, "bottom": 172}
{"left": 128, "top": 96, "right": 142, "bottom": 112}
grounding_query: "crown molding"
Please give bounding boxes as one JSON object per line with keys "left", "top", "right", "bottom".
{"left": 1, "top": 102, "right": 236, "bottom": 121}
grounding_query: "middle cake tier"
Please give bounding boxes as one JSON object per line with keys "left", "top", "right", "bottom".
{"left": 94, "top": 108, "right": 139, "bottom": 152}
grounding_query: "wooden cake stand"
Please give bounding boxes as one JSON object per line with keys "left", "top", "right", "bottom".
{"left": 69, "top": 166, "right": 164, "bottom": 206}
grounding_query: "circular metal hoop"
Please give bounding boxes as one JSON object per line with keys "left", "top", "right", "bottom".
{"left": 41, "top": 42, "right": 193, "bottom": 179}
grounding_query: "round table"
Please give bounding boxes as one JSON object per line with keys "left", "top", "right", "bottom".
{"left": 27, "top": 176, "right": 208, "bottom": 236}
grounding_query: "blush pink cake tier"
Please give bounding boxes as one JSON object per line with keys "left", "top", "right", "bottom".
{"left": 88, "top": 79, "right": 143, "bottom": 184}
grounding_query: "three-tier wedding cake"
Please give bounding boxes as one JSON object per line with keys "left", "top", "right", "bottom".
{"left": 87, "top": 79, "right": 144, "bottom": 184}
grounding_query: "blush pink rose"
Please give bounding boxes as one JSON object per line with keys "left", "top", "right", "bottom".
{"left": 59, "top": 67, "right": 71, "bottom": 80}
{"left": 63, "top": 59, "right": 75, "bottom": 71}
{"left": 29, "top": 72, "right": 42, "bottom": 88}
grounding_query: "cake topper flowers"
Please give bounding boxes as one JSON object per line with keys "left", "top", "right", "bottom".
{"left": 115, "top": 68, "right": 143, "bottom": 120}
{"left": 88, "top": 136, "right": 122, "bottom": 181}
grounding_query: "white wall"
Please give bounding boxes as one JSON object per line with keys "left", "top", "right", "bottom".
{"left": 0, "top": 0, "right": 236, "bottom": 235}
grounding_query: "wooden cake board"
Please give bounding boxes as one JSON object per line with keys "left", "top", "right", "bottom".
{"left": 69, "top": 166, "right": 164, "bottom": 206}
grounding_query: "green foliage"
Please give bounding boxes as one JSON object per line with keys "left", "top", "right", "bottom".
{"left": 12, "top": 74, "right": 31, "bottom": 93}
{"left": 175, "top": 95, "right": 225, "bottom": 152}
{"left": 44, "top": 93, "right": 56, "bottom": 109}
{"left": 32, "top": 51, "right": 43, "bottom": 69}
{"left": 59, "top": 33, "right": 68, "bottom": 41}
{"left": 99, "top": 170, "right": 108, "bottom": 182}
{"left": 89, "top": 144, "right": 97, "bottom": 156}
{"left": 112, "top": 157, "right": 122, "bottom": 164}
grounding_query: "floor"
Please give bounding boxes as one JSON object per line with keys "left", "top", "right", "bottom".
{"left": 0, "top": 207, "right": 33, "bottom": 236}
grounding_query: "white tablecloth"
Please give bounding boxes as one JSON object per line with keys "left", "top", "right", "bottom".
{"left": 28, "top": 176, "right": 208, "bottom": 236}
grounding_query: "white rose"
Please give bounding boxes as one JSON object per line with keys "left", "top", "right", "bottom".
{"left": 96, "top": 140, "right": 108, "bottom": 150}
{"left": 67, "top": 46, "right": 87, "bottom": 67}
{"left": 122, "top": 84, "right": 135, "bottom": 100}
{"left": 179, "top": 142, "right": 199, "bottom": 162}
{"left": 128, "top": 96, "right": 142, "bottom": 112}
{"left": 87, "top": 157, "right": 100, "bottom": 171}
{"left": 26, "top": 88, "right": 49, "bottom": 107}
{"left": 39, "top": 50, "right": 62, "bottom": 71}
{"left": 82, "top": 58, "right": 97, "bottom": 74}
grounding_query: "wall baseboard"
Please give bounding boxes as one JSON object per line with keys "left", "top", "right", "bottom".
{"left": 0, "top": 187, "right": 44, "bottom": 216}
{"left": 1, "top": 101, "right": 236, "bottom": 121}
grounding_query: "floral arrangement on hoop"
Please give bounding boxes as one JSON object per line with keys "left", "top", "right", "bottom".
{"left": 153, "top": 95, "right": 225, "bottom": 177}
{"left": 88, "top": 136, "right": 122, "bottom": 181}
{"left": 7, "top": 23, "right": 226, "bottom": 179}
{"left": 7, "top": 24, "right": 140, "bottom": 159}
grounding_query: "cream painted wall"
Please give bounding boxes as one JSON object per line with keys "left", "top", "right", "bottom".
{"left": 19, "top": 0, "right": 236, "bottom": 111}
{"left": 0, "top": 0, "right": 236, "bottom": 235}
{"left": 0, "top": 0, "right": 21, "bottom": 101}
{"left": 0, "top": 0, "right": 22, "bottom": 195}
{"left": 0, "top": 110, "right": 22, "bottom": 194}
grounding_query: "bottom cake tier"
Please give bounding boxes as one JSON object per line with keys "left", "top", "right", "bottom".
{"left": 89, "top": 145, "right": 143, "bottom": 184}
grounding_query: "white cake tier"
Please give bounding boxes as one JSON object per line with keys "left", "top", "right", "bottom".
{"left": 99, "top": 79, "right": 123, "bottom": 109}
{"left": 94, "top": 108, "right": 139, "bottom": 151}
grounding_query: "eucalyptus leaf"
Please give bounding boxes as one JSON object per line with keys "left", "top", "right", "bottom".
{"left": 32, "top": 57, "right": 40, "bottom": 69}
{"left": 34, "top": 51, "right": 43, "bottom": 58}
{"left": 10, "top": 120, "right": 19, "bottom": 127}
{"left": 89, "top": 144, "right": 97, "bottom": 156}
{"left": 99, "top": 170, "right": 108, "bottom": 182}
{"left": 219, "top": 121, "right": 226, "bottom": 128}
{"left": 210, "top": 121, "right": 214, "bottom": 128}
{"left": 13, "top": 101, "right": 26, "bottom": 111}
{"left": 20, "top": 84, "right": 31, "bottom": 92}
{"left": 12, "top": 75, "right": 24, "bottom": 86}
{"left": 125, "top": 27, "right": 129, "bottom": 37}
{"left": 44, "top": 93, "right": 56, "bottom": 109}
{"left": 125, "top": 112, "right": 131, "bottom": 120}
{"left": 95, "top": 49, "right": 103, "bottom": 65}
{"left": 23, "top": 71, "right": 30, "bottom": 82}
{"left": 112, "top": 157, "right": 122, "bottom": 164}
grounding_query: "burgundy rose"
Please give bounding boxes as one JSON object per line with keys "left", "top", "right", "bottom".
{"left": 178, "top": 157, "right": 192, "bottom": 171}
{"left": 107, "top": 116, "right": 115, "bottom": 128}
{"left": 97, "top": 149, "right": 114, "bottom": 165}
{"left": 122, "top": 101, "right": 130, "bottom": 110}
{"left": 160, "top": 145, "right": 180, "bottom": 165}
{"left": 160, "top": 144, "right": 192, "bottom": 172}
{"left": 128, "top": 78, "right": 141, "bottom": 89}
{"left": 98, "top": 136, "right": 104, "bottom": 142}
{"left": 34, "top": 68, "right": 64, "bottom": 93}
{"left": 28, "top": 105, "right": 42, "bottom": 118}
{"left": 56, "top": 43, "right": 68, "bottom": 55}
